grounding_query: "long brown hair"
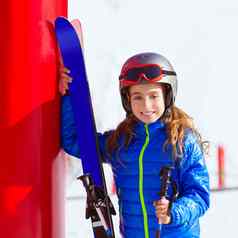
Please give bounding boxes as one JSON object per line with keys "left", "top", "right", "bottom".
{"left": 107, "top": 83, "right": 208, "bottom": 158}
{"left": 106, "top": 105, "right": 207, "bottom": 159}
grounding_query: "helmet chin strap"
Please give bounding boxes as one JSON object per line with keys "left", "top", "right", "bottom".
{"left": 125, "top": 91, "right": 132, "bottom": 115}
{"left": 161, "top": 89, "right": 173, "bottom": 120}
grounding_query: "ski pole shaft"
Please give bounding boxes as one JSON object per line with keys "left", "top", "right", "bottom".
{"left": 156, "top": 215, "right": 162, "bottom": 238}
{"left": 155, "top": 195, "right": 165, "bottom": 238}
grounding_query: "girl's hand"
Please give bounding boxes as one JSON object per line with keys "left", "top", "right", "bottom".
{"left": 59, "top": 66, "right": 72, "bottom": 95}
{"left": 153, "top": 197, "right": 171, "bottom": 224}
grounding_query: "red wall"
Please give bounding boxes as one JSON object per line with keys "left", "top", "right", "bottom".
{"left": 0, "top": 1, "right": 67, "bottom": 237}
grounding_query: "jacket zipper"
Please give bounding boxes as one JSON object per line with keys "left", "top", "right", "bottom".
{"left": 139, "top": 124, "right": 150, "bottom": 238}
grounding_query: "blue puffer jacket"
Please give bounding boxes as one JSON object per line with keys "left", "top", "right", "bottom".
{"left": 61, "top": 95, "right": 210, "bottom": 238}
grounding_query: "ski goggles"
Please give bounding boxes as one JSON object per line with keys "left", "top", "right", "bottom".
{"left": 119, "top": 64, "right": 176, "bottom": 87}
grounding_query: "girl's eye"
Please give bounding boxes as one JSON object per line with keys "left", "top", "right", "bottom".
{"left": 150, "top": 94, "right": 159, "bottom": 99}
{"left": 131, "top": 96, "right": 143, "bottom": 101}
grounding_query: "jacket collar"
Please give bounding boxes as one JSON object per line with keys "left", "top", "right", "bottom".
{"left": 134, "top": 119, "right": 166, "bottom": 137}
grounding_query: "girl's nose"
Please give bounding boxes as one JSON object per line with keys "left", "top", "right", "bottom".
{"left": 143, "top": 97, "right": 152, "bottom": 109}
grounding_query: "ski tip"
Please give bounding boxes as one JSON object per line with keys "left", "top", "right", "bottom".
{"left": 55, "top": 17, "right": 82, "bottom": 32}
{"left": 55, "top": 16, "right": 67, "bottom": 24}
{"left": 54, "top": 16, "right": 71, "bottom": 29}
{"left": 71, "top": 19, "right": 84, "bottom": 49}
{"left": 71, "top": 19, "right": 81, "bottom": 27}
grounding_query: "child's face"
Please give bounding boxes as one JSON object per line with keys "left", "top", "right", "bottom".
{"left": 129, "top": 83, "right": 165, "bottom": 124}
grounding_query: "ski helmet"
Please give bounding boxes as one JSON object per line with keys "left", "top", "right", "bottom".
{"left": 119, "top": 52, "right": 177, "bottom": 113}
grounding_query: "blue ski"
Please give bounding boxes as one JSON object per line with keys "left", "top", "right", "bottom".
{"left": 54, "top": 17, "right": 116, "bottom": 238}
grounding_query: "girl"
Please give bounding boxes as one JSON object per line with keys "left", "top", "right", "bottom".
{"left": 60, "top": 52, "right": 210, "bottom": 238}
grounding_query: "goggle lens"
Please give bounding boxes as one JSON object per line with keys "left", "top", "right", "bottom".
{"left": 119, "top": 65, "right": 176, "bottom": 87}
{"left": 126, "top": 65, "right": 162, "bottom": 80}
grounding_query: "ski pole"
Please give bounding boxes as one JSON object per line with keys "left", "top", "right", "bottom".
{"left": 79, "top": 174, "right": 114, "bottom": 238}
{"left": 155, "top": 166, "right": 173, "bottom": 238}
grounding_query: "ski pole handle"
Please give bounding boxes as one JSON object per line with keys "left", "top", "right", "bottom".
{"left": 155, "top": 166, "right": 173, "bottom": 238}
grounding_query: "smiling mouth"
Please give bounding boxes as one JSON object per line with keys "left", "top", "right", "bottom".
{"left": 141, "top": 112, "right": 155, "bottom": 116}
